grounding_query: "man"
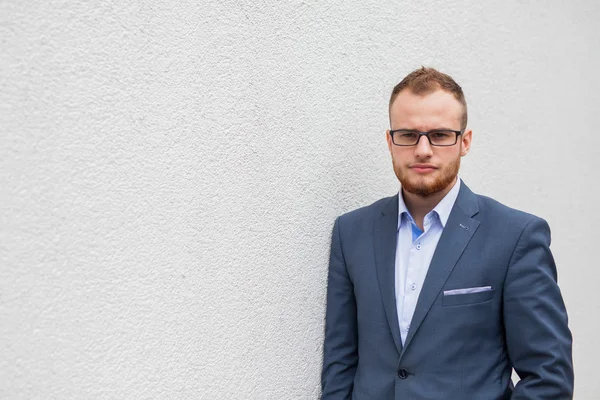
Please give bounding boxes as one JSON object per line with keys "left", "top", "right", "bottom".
{"left": 321, "top": 67, "right": 574, "bottom": 399}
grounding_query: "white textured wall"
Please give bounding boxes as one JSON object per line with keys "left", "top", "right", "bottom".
{"left": 1, "top": 1, "right": 598, "bottom": 399}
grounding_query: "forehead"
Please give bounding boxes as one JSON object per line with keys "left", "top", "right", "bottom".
{"left": 389, "top": 89, "right": 463, "bottom": 129}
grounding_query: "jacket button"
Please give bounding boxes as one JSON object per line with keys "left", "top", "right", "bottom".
{"left": 397, "top": 368, "right": 408, "bottom": 379}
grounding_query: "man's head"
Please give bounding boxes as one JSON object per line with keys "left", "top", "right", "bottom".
{"left": 386, "top": 67, "right": 472, "bottom": 198}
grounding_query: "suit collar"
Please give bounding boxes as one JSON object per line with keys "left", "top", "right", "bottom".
{"left": 374, "top": 195, "right": 402, "bottom": 353}
{"left": 454, "top": 180, "right": 479, "bottom": 218}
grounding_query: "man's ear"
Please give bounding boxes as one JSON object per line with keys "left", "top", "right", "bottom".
{"left": 386, "top": 130, "right": 393, "bottom": 154}
{"left": 460, "top": 129, "right": 472, "bottom": 156}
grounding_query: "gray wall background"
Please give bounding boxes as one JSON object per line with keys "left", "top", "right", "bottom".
{"left": 1, "top": 1, "right": 598, "bottom": 399}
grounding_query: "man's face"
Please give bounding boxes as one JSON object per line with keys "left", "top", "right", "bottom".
{"left": 386, "top": 89, "right": 472, "bottom": 197}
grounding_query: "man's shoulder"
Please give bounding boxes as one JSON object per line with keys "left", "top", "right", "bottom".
{"left": 473, "top": 191, "right": 546, "bottom": 228}
{"left": 337, "top": 195, "right": 396, "bottom": 223}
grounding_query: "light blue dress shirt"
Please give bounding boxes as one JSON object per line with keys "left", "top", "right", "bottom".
{"left": 395, "top": 177, "right": 461, "bottom": 344}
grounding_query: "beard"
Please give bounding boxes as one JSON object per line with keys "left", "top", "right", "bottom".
{"left": 393, "top": 156, "right": 460, "bottom": 198}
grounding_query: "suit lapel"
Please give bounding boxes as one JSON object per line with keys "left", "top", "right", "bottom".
{"left": 400, "top": 182, "right": 480, "bottom": 356}
{"left": 373, "top": 195, "right": 403, "bottom": 353}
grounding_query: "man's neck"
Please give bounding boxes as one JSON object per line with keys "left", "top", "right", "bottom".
{"left": 402, "top": 177, "right": 457, "bottom": 230}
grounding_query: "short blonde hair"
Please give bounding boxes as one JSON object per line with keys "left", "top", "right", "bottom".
{"left": 389, "top": 67, "right": 468, "bottom": 129}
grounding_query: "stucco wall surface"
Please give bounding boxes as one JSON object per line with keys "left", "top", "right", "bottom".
{"left": 1, "top": 1, "right": 599, "bottom": 399}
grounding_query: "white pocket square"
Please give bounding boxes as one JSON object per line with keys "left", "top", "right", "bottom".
{"left": 443, "top": 286, "right": 492, "bottom": 296}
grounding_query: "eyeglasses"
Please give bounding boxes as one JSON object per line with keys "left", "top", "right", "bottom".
{"left": 389, "top": 129, "right": 464, "bottom": 147}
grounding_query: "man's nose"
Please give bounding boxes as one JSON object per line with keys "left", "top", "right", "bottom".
{"left": 414, "top": 134, "right": 433, "bottom": 157}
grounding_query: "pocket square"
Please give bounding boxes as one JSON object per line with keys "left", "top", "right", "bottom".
{"left": 443, "top": 286, "right": 492, "bottom": 296}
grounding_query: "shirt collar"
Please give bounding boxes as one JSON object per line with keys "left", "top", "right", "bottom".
{"left": 397, "top": 176, "right": 461, "bottom": 230}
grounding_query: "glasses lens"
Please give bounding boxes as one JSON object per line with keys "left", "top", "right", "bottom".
{"left": 393, "top": 131, "right": 419, "bottom": 145}
{"left": 429, "top": 130, "right": 456, "bottom": 146}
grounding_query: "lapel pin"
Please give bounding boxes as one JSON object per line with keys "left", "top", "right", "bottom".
{"left": 459, "top": 223, "right": 469, "bottom": 231}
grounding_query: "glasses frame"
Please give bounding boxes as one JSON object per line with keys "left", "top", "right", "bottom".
{"left": 389, "top": 129, "right": 464, "bottom": 147}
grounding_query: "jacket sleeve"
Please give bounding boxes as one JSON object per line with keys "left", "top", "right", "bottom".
{"left": 503, "top": 217, "right": 574, "bottom": 399}
{"left": 321, "top": 217, "right": 358, "bottom": 399}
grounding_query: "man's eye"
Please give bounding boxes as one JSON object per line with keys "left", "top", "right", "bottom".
{"left": 431, "top": 132, "right": 451, "bottom": 138}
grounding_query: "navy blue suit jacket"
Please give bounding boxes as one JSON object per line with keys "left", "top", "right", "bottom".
{"left": 321, "top": 182, "right": 573, "bottom": 399}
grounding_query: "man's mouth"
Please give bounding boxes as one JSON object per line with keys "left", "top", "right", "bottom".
{"left": 410, "top": 164, "right": 437, "bottom": 173}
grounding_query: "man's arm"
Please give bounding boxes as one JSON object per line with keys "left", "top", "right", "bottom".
{"left": 321, "top": 217, "right": 358, "bottom": 399}
{"left": 503, "top": 217, "right": 574, "bottom": 399}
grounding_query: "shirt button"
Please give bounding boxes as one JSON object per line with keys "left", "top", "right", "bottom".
{"left": 411, "top": 283, "right": 416, "bottom": 290}
{"left": 416, "top": 244, "right": 421, "bottom": 250}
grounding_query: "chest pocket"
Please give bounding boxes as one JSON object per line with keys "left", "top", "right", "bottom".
{"left": 442, "top": 288, "right": 495, "bottom": 306}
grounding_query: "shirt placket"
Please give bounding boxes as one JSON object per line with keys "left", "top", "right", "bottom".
{"left": 401, "top": 216, "right": 433, "bottom": 342}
